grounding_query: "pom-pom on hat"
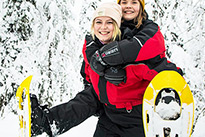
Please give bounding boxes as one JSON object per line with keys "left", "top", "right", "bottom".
{"left": 92, "top": 2, "right": 122, "bottom": 27}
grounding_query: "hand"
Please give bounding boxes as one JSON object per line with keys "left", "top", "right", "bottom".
{"left": 30, "top": 94, "right": 52, "bottom": 136}
{"left": 99, "top": 41, "right": 124, "bottom": 66}
{"left": 104, "top": 66, "right": 126, "bottom": 85}
{"left": 90, "top": 50, "right": 107, "bottom": 76}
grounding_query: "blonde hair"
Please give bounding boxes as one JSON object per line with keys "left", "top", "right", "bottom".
{"left": 90, "top": 19, "right": 121, "bottom": 42}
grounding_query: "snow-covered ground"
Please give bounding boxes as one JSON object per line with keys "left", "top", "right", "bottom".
{"left": 0, "top": 112, "right": 98, "bottom": 137}
{"left": 0, "top": 112, "right": 205, "bottom": 136}
{"left": 193, "top": 116, "right": 205, "bottom": 137}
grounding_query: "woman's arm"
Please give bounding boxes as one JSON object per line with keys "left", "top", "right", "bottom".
{"left": 143, "top": 56, "right": 183, "bottom": 76}
{"left": 47, "top": 86, "right": 102, "bottom": 135}
{"left": 30, "top": 86, "right": 102, "bottom": 136}
{"left": 92, "top": 20, "right": 166, "bottom": 66}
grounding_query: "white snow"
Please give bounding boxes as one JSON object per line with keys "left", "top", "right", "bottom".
{"left": 0, "top": 0, "right": 205, "bottom": 136}
{"left": 192, "top": 116, "right": 205, "bottom": 137}
{"left": 1, "top": 110, "right": 204, "bottom": 136}
{"left": 155, "top": 100, "right": 181, "bottom": 120}
{"left": 0, "top": 112, "right": 98, "bottom": 137}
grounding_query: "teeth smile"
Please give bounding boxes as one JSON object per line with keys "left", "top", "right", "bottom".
{"left": 100, "top": 32, "right": 109, "bottom": 35}
{"left": 125, "top": 11, "right": 133, "bottom": 13}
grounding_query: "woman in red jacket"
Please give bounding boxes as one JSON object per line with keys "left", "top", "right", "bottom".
{"left": 30, "top": 1, "right": 182, "bottom": 137}
{"left": 81, "top": 0, "right": 182, "bottom": 136}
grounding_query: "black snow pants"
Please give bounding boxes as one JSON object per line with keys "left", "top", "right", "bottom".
{"left": 93, "top": 106, "right": 145, "bottom": 137}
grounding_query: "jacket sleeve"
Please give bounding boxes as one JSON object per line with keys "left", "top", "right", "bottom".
{"left": 132, "top": 56, "right": 183, "bottom": 83}
{"left": 98, "top": 20, "right": 166, "bottom": 66}
{"left": 144, "top": 55, "right": 183, "bottom": 76}
{"left": 81, "top": 35, "right": 96, "bottom": 86}
{"left": 80, "top": 60, "right": 91, "bottom": 89}
{"left": 83, "top": 34, "right": 100, "bottom": 64}
{"left": 47, "top": 86, "right": 102, "bottom": 135}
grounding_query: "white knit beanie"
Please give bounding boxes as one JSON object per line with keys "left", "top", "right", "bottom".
{"left": 92, "top": 2, "right": 122, "bottom": 27}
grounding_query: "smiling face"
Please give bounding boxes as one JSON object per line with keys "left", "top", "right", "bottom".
{"left": 93, "top": 16, "right": 115, "bottom": 44}
{"left": 120, "top": 0, "right": 141, "bottom": 21}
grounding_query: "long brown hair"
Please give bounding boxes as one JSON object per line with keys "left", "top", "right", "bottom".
{"left": 134, "top": 4, "right": 147, "bottom": 28}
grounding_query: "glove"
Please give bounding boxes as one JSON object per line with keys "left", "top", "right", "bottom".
{"left": 98, "top": 41, "right": 124, "bottom": 66}
{"left": 30, "top": 94, "right": 52, "bottom": 137}
{"left": 104, "top": 66, "right": 126, "bottom": 85}
{"left": 90, "top": 50, "right": 107, "bottom": 76}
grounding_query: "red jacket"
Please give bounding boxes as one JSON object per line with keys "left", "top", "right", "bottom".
{"left": 81, "top": 19, "right": 182, "bottom": 111}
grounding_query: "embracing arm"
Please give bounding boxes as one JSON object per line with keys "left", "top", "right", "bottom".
{"left": 94, "top": 20, "right": 166, "bottom": 66}
{"left": 82, "top": 35, "right": 127, "bottom": 85}
{"left": 145, "top": 56, "right": 183, "bottom": 75}
{"left": 139, "top": 55, "right": 183, "bottom": 81}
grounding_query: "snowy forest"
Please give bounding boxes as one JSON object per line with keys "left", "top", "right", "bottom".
{"left": 0, "top": 0, "right": 204, "bottom": 136}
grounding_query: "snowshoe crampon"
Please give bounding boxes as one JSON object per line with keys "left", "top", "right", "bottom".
{"left": 16, "top": 75, "right": 33, "bottom": 137}
{"left": 143, "top": 71, "right": 194, "bottom": 137}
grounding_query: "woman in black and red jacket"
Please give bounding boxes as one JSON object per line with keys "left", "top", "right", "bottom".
{"left": 80, "top": 0, "right": 183, "bottom": 136}
{"left": 80, "top": 23, "right": 182, "bottom": 137}
{"left": 30, "top": 1, "right": 182, "bottom": 137}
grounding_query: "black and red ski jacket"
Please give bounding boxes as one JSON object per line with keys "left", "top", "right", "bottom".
{"left": 80, "top": 19, "right": 182, "bottom": 111}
